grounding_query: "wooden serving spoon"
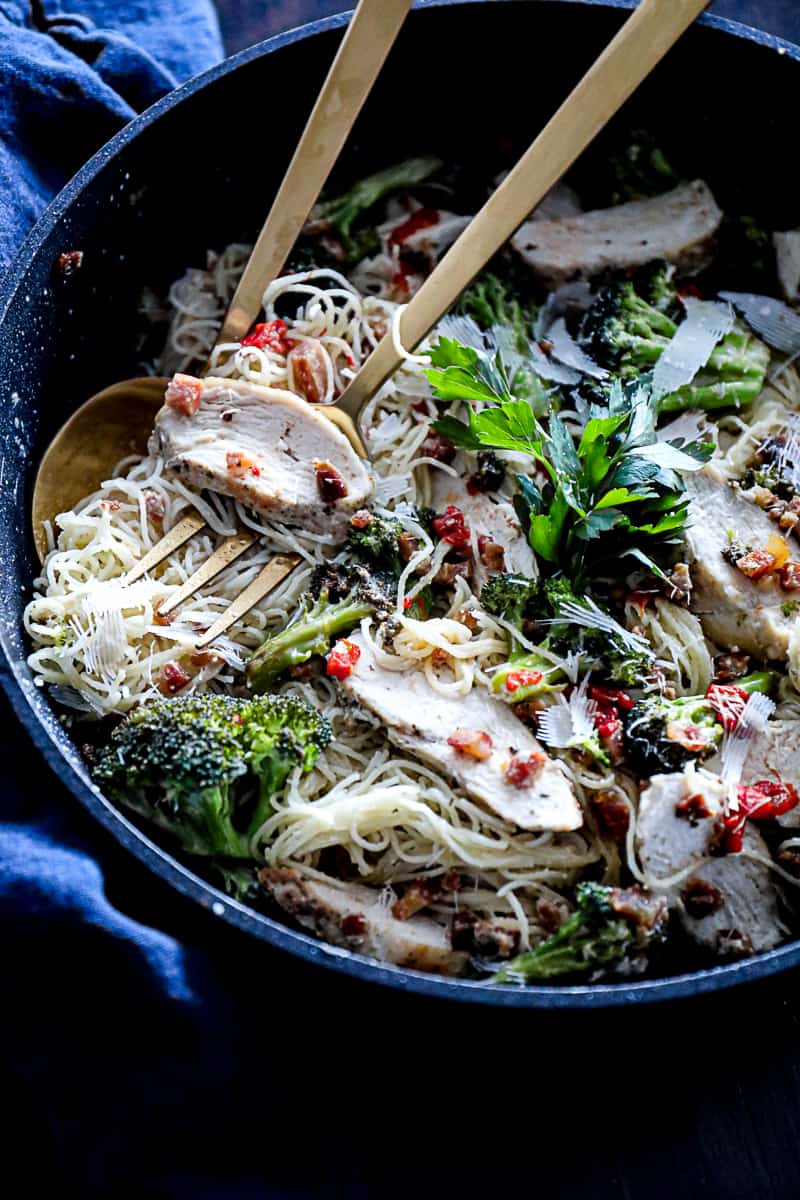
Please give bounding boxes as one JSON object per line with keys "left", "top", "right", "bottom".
{"left": 30, "top": 0, "right": 413, "bottom": 562}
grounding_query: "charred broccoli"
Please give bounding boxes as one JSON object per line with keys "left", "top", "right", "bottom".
{"left": 623, "top": 671, "right": 774, "bottom": 775}
{"left": 492, "top": 883, "right": 668, "bottom": 983}
{"left": 482, "top": 573, "right": 655, "bottom": 702}
{"left": 579, "top": 268, "right": 770, "bottom": 413}
{"left": 346, "top": 511, "right": 406, "bottom": 574}
{"left": 93, "top": 693, "right": 331, "bottom": 858}
{"left": 247, "top": 564, "right": 395, "bottom": 692}
{"left": 314, "top": 156, "right": 441, "bottom": 259}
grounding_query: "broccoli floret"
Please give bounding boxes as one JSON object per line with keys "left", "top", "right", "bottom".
{"left": 483, "top": 574, "right": 654, "bottom": 701}
{"left": 579, "top": 271, "right": 770, "bottom": 414}
{"left": 624, "top": 694, "right": 721, "bottom": 775}
{"left": 492, "top": 882, "right": 668, "bottom": 983}
{"left": 606, "top": 132, "right": 678, "bottom": 204}
{"left": 346, "top": 512, "right": 406, "bottom": 574}
{"left": 93, "top": 693, "right": 331, "bottom": 858}
{"left": 247, "top": 564, "right": 395, "bottom": 692}
{"left": 623, "top": 672, "right": 773, "bottom": 775}
{"left": 459, "top": 271, "right": 537, "bottom": 353}
{"left": 480, "top": 572, "right": 540, "bottom": 627}
{"left": 579, "top": 274, "right": 678, "bottom": 377}
{"left": 316, "top": 156, "right": 441, "bottom": 258}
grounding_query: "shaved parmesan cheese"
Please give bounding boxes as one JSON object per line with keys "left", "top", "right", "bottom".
{"left": 547, "top": 317, "right": 609, "bottom": 380}
{"left": 652, "top": 297, "right": 734, "bottom": 398}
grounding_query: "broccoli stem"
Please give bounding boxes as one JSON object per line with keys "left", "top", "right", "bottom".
{"left": 492, "top": 909, "right": 628, "bottom": 983}
{"left": 322, "top": 156, "right": 441, "bottom": 247}
{"left": 247, "top": 598, "right": 374, "bottom": 692}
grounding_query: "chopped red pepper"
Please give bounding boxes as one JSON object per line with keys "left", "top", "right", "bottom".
{"left": 432, "top": 505, "right": 471, "bottom": 547}
{"left": 388, "top": 208, "right": 439, "bottom": 247}
{"left": 350, "top": 509, "right": 372, "bottom": 530}
{"left": 505, "top": 752, "right": 546, "bottom": 788}
{"left": 589, "top": 685, "right": 634, "bottom": 711}
{"left": 626, "top": 589, "right": 658, "bottom": 616}
{"left": 240, "top": 319, "right": 289, "bottom": 354}
{"left": 165, "top": 374, "right": 203, "bottom": 416}
{"left": 326, "top": 638, "right": 361, "bottom": 681}
{"left": 505, "top": 669, "right": 544, "bottom": 693}
{"left": 721, "top": 780, "right": 800, "bottom": 852}
{"left": 706, "top": 682, "right": 750, "bottom": 731}
{"left": 314, "top": 460, "right": 348, "bottom": 503}
{"left": 447, "top": 728, "right": 493, "bottom": 761}
{"left": 736, "top": 549, "right": 777, "bottom": 580}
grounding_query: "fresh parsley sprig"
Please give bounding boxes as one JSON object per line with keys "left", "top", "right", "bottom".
{"left": 425, "top": 339, "right": 713, "bottom": 585}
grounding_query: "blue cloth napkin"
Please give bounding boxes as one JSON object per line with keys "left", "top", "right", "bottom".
{"left": 0, "top": 6, "right": 316, "bottom": 1191}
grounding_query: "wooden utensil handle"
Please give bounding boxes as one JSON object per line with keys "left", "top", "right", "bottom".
{"left": 215, "top": 0, "right": 413, "bottom": 348}
{"left": 336, "top": 0, "right": 710, "bottom": 419}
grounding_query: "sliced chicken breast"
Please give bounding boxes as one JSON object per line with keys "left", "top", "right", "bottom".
{"left": 259, "top": 867, "right": 467, "bottom": 976}
{"left": 636, "top": 768, "right": 782, "bottom": 955}
{"left": 148, "top": 374, "right": 373, "bottom": 536}
{"left": 684, "top": 463, "right": 798, "bottom": 660}
{"left": 512, "top": 180, "right": 722, "bottom": 288}
{"left": 341, "top": 633, "right": 581, "bottom": 832}
{"left": 741, "top": 719, "right": 800, "bottom": 829}
{"left": 432, "top": 472, "right": 537, "bottom": 592}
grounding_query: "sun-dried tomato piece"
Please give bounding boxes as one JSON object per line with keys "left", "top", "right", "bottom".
{"left": 158, "top": 660, "right": 191, "bottom": 695}
{"left": 432, "top": 505, "right": 471, "bottom": 547}
{"left": 477, "top": 535, "right": 506, "bottom": 573}
{"left": 350, "top": 509, "right": 372, "bottom": 530}
{"left": 165, "top": 374, "right": 203, "bottom": 416}
{"left": 447, "top": 728, "right": 493, "bottom": 761}
{"left": 288, "top": 338, "right": 328, "bottom": 404}
{"left": 314, "top": 460, "right": 348, "bottom": 503}
{"left": 735, "top": 549, "right": 777, "bottom": 580}
{"left": 58, "top": 249, "right": 84, "bottom": 276}
{"left": 779, "top": 561, "right": 800, "bottom": 591}
{"left": 675, "top": 792, "right": 713, "bottom": 825}
{"left": 505, "top": 752, "right": 546, "bottom": 788}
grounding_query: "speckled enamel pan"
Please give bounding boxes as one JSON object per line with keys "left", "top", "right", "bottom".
{"left": 2, "top": 0, "right": 799, "bottom": 1007}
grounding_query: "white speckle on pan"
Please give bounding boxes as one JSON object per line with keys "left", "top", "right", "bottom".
{"left": 212, "top": 901, "right": 225, "bottom": 917}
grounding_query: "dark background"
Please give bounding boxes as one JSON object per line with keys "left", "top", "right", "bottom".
{"left": 6, "top": 3, "right": 800, "bottom": 1198}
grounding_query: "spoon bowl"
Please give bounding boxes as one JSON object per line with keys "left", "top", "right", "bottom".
{"left": 31, "top": 376, "right": 167, "bottom": 562}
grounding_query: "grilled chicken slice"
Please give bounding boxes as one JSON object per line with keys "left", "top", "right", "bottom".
{"left": 259, "top": 867, "right": 467, "bottom": 976}
{"left": 341, "top": 634, "right": 581, "bottom": 831}
{"left": 684, "top": 462, "right": 798, "bottom": 660}
{"left": 149, "top": 374, "right": 373, "bottom": 536}
{"left": 432, "top": 472, "right": 537, "bottom": 592}
{"left": 741, "top": 720, "right": 800, "bottom": 829}
{"left": 636, "top": 769, "right": 782, "bottom": 956}
{"left": 512, "top": 180, "right": 722, "bottom": 288}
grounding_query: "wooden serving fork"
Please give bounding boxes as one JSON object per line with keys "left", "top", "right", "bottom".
{"left": 128, "top": 0, "right": 711, "bottom": 650}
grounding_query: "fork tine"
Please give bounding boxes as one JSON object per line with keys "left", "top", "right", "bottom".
{"left": 194, "top": 553, "right": 301, "bottom": 648}
{"left": 124, "top": 511, "right": 207, "bottom": 584}
{"left": 157, "top": 530, "right": 258, "bottom": 616}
